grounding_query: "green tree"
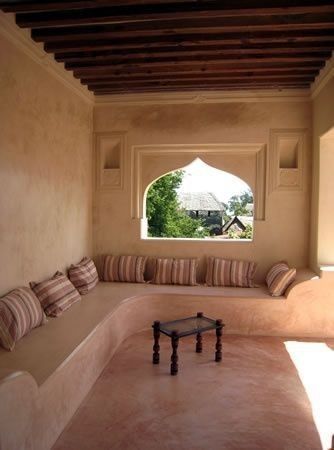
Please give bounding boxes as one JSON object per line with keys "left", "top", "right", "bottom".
{"left": 228, "top": 224, "right": 253, "bottom": 240}
{"left": 226, "top": 189, "right": 253, "bottom": 217}
{"left": 146, "top": 171, "right": 209, "bottom": 238}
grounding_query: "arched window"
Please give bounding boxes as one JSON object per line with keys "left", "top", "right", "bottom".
{"left": 145, "top": 159, "right": 254, "bottom": 240}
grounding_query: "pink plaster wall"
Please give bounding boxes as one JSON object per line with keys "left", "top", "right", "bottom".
{"left": 0, "top": 33, "right": 93, "bottom": 294}
{"left": 94, "top": 100, "right": 312, "bottom": 281}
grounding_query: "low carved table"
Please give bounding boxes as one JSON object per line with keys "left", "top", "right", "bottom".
{"left": 152, "top": 312, "right": 225, "bottom": 375}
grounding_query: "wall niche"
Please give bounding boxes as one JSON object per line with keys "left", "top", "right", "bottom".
{"left": 95, "top": 132, "right": 126, "bottom": 190}
{"left": 269, "top": 129, "right": 306, "bottom": 192}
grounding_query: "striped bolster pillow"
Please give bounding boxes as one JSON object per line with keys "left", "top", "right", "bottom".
{"left": 30, "top": 272, "right": 81, "bottom": 317}
{"left": 0, "top": 287, "right": 47, "bottom": 351}
{"left": 68, "top": 257, "right": 99, "bottom": 295}
{"left": 103, "top": 255, "right": 147, "bottom": 283}
{"left": 172, "top": 259, "right": 198, "bottom": 286}
{"left": 206, "top": 257, "right": 257, "bottom": 287}
{"left": 266, "top": 262, "right": 296, "bottom": 296}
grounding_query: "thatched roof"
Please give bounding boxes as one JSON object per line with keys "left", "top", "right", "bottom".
{"left": 178, "top": 192, "right": 223, "bottom": 212}
{"left": 222, "top": 215, "right": 253, "bottom": 232}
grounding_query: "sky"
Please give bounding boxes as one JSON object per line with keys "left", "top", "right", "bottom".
{"left": 177, "top": 158, "right": 250, "bottom": 203}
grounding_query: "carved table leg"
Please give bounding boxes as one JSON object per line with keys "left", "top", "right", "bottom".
{"left": 215, "top": 319, "right": 223, "bottom": 362}
{"left": 170, "top": 331, "right": 179, "bottom": 375}
{"left": 196, "top": 332, "right": 202, "bottom": 353}
{"left": 152, "top": 320, "right": 160, "bottom": 364}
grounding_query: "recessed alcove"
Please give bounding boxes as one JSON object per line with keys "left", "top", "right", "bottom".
{"left": 279, "top": 138, "right": 299, "bottom": 169}
{"left": 95, "top": 132, "right": 125, "bottom": 190}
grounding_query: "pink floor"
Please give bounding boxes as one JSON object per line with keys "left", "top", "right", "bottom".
{"left": 53, "top": 332, "right": 334, "bottom": 450}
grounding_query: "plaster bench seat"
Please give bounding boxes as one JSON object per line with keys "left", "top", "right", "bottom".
{"left": 1, "top": 268, "right": 332, "bottom": 450}
{"left": 0, "top": 273, "right": 306, "bottom": 386}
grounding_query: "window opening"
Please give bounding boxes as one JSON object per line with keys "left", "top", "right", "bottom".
{"left": 145, "top": 158, "right": 253, "bottom": 240}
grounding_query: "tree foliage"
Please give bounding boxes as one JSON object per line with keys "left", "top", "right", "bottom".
{"left": 146, "top": 171, "right": 209, "bottom": 238}
{"left": 226, "top": 189, "right": 253, "bottom": 217}
{"left": 227, "top": 223, "right": 253, "bottom": 240}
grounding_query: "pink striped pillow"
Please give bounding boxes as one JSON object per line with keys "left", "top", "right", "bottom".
{"left": 68, "top": 257, "right": 99, "bottom": 295}
{"left": 172, "top": 259, "right": 198, "bottom": 286}
{"left": 266, "top": 262, "right": 296, "bottom": 296}
{"left": 206, "top": 257, "right": 257, "bottom": 287}
{"left": 103, "top": 255, "right": 147, "bottom": 283}
{"left": 30, "top": 272, "right": 81, "bottom": 317}
{"left": 151, "top": 258, "right": 174, "bottom": 285}
{"left": 0, "top": 287, "right": 47, "bottom": 351}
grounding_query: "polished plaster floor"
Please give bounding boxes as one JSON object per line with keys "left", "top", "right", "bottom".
{"left": 53, "top": 332, "right": 334, "bottom": 450}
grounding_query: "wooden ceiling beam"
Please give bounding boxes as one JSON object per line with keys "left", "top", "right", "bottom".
{"left": 77, "top": 64, "right": 323, "bottom": 80}
{"left": 69, "top": 57, "right": 326, "bottom": 75}
{"left": 93, "top": 83, "right": 311, "bottom": 94}
{"left": 65, "top": 53, "right": 330, "bottom": 70}
{"left": 55, "top": 43, "right": 334, "bottom": 63}
{"left": 83, "top": 73, "right": 316, "bottom": 86}
{"left": 31, "top": 13, "right": 334, "bottom": 43}
{"left": 0, "top": 1, "right": 197, "bottom": 13}
{"left": 44, "top": 30, "right": 334, "bottom": 53}
{"left": 15, "top": 3, "right": 334, "bottom": 28}
{"left": 86, "top": 76, "right": 315, "bottom": 90}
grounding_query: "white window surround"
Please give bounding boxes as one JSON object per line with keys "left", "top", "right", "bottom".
{"left": 130, "top": 144, "right": 266, "bottom": 237}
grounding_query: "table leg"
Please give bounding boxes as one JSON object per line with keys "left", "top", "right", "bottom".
{"left": 152, "top": 321, "right": 160, "bottom": 364}
{"left": 170, "top": 331, "right": 179, "bottom": 375}
{"left": 215, "top": 319, "right": 223, "bottom": 362}
{"left": 196, "top": 332, "right": 202, "bottom": 353}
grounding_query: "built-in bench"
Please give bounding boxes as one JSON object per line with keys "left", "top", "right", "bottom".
{"left": 0, "top": 268, "right": 333, "bottom": 450}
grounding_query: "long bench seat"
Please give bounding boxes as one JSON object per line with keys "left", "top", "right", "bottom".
{"left": 1, "top": 268, "right": 333, "bottom": 450}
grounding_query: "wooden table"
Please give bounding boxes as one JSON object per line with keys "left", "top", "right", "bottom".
{"left": 152, "top": 312, "right": 225, "bottom": 375}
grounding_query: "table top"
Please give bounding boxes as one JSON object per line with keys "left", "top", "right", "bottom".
{"left": 156, "top": 314, "right": 223, "bottom": 338}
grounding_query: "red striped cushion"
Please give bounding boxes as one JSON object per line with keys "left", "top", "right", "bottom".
{"left": 68, "top": 257, "right": 99, "bottom": 295}
{"left": 206, "top": 257, "right": 257, "bottom": 287}
{"left": 30, "top": 272, "right": 81, "bottom": 317}
{"left": 0, "top": 287, "right": 46, "bottom": 351}
{"left": 171, "top": 259, "right": 198, "bottom": 286}
{"left": 151, "top": 258, "right": 174, "bottom": 285}
{"left": 266, "top": 262, "right": 296, "bottom": 296}
{"left": 103, "top": 255, "right": 147, "bottom": 283}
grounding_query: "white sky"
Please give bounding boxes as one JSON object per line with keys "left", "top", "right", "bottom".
{"left": 177, "top": 158, "right": 250, "bottom": 203}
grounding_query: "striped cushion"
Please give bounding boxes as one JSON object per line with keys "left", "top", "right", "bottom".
{"left": 151, "top": 258, "right": 174, "bottom": 285}
{"left": 0, "top": 287, "right": 46, "bottom": 351}
{"left": 30, "top": 272, "right": 81, "bottom": 317}
{"left": 68, "top": 257, "right": 99, "bottom": 295}
{"left": 266, "top": 262, "right": 296, "bottom": 296}
{"left": 206, "top": 257, "right": 257, "bottom": 287}
{"left": 171, "top": 259, "right": 198, "bottom": 286}
{"left": 103, "top": 255, "right": 147, "bottom": 283}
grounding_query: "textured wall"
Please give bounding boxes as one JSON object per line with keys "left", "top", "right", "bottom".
{"left": 0, "top": 34, "right": 93, "bottom": 294}
{"left": 311, "top": 75, "right": 334, "bottom": 270}
{"left": 94, "top": 100, "right": 312, "bottom": 281}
